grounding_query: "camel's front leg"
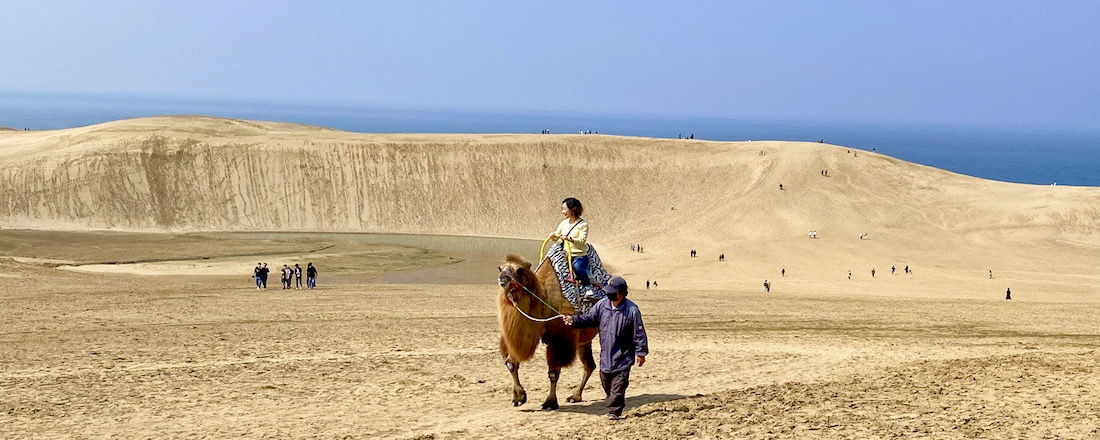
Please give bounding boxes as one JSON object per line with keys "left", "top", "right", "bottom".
{"left": 505, "top": 356, "right": 527, "bottom": 406}
{"left": 567, "top": 343, "right": 596, "bottom": 403}
{"left": 543, "top": 368, "right": 561, "bottom": 410}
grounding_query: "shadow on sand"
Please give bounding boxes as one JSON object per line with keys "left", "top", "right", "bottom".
{"left": 521, "top": 393, "right": 687, "bottom": 416}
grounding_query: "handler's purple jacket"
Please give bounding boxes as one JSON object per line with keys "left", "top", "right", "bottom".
{"left": 570, "top": 298, "right": 648, "bottom": 373}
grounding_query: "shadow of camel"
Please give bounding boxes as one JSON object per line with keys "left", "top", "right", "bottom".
{"left": 526, "top": 393, "right": 686, "bottom": 416}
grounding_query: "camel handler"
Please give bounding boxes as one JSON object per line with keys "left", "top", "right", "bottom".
{"left": 562, "top": 276, "right": 648, "bottom": 420}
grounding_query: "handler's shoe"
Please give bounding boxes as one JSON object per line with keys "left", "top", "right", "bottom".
{"left": 607, "top": 413, "right": 620, "bottom": 421}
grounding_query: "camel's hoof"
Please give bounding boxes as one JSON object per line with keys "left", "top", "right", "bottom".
{"left": 566, "top": 396, "right": 582, "bottom": 403}
{"left": 513, "top": 395, "right": 527, "bottom": 407}
{"left": 542, "top": 400, "right": 559, "bottom": 411}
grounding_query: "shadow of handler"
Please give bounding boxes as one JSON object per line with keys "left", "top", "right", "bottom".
{"left": 563, "top": 277, "right": 649, "bottom": 420}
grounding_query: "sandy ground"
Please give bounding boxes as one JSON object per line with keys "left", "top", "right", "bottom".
{"left": 1, "top": 117, "right": 1099, "bottom": 438}
{"left": 1, "top": 233, "right": 1098, "bottom": 439}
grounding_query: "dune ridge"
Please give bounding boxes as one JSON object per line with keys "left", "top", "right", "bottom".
{"left": 2, "top": 116, "right": 1097, "bottom": 238}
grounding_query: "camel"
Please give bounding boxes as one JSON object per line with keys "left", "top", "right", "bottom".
{"left": 497, "top": 253, "right": 598, "bottom": 409}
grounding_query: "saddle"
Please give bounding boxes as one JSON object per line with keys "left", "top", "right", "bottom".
{"left": 542, "top": 243, "right": 610, "bottom": 314}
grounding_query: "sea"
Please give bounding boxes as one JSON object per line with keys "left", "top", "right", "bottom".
{"left": 2, "top": 91, "right": 1098, "bottom": 187}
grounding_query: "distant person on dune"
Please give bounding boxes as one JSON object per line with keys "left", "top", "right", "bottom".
{"left": 294, "top": 264, "right": 303, "bottom": 289}
{"left": 989, "top": 270, "right": 993, "bottom": 279}
{"left": 307, "top": 262, "right": 318, "bottom": 289}
{"left": 1006, "top": 288, "right": 1011, "bottom": 300}
{"left": 281, "top": 265, "right": 292, "bottom": 289}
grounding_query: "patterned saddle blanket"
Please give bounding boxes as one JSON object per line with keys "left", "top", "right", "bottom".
{"left": 541, "top": 243, "right": 610, "bottom": 314}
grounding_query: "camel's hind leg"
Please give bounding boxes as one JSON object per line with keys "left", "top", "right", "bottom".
{"left": 567, "top": 342, "right": 596, "bottom": 403}
{"left": 544, "top": 368, "right": 561, "bottom": 410}
{"left": 500, "top": 338, "right": 526, "bottom": 407}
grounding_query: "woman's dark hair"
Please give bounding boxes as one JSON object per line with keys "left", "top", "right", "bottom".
{"left": 562, "top": 197, "right": 584, "bottom": 218}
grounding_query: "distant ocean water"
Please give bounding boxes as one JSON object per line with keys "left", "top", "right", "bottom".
{"left": 2, "top": 91, "right": 1098, "bottom": 187}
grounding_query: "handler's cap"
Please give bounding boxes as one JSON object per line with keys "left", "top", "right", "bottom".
{"left": 603, "top": 276, "right": 628, "bottom": 296}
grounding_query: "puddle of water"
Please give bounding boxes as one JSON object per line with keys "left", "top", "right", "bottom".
{"left": 210, "top": 232, "right": 542, "bottom": 261}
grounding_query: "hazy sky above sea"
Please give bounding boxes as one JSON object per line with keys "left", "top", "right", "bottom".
{"left": 2, "top": 1, "right": 1098, "bottom": 131}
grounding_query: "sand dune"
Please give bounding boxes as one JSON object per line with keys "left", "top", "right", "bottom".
{"left": 2, "top": 116, "right": 1098, "bottom": 298}
{"left": 3, "top": 116, "right": 1096, "bottom": 239}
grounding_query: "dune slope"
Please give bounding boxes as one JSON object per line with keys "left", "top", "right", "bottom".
{"left": 1, "top": 116, "right": 1098, "bottom": 294}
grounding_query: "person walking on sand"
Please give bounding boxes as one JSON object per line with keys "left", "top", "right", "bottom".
{"left": 306, "top": 262, "right": 317, "bottom": 289}
{"left": 989, "top": 270, "right": 993, "bottom": 279}
{"left": 871, "top": 268, "right": 876, "bottom": 278}
{"left": 281, "top": 265, "right": 292, "bottom": 289}
{"left": 763, "top": 280, "right": 770, "bottom": 292}
{"left": 781, "top": 268, "right": 785, "bottom": 277}
{"left": 891, "top": 265, "right": 896, "bottom": 275}
{"left": 253, "top": 263, "right": 263, "bottom": 289}
{"left": 260, "top": 263, "right": 270, "bottom": 289}
{"left": 1006, "top": 288, "right": 1011, "bottom": 300}
{"left": 848, "top": 270, "right": 852, "bottom": 280}
{"left": 294, "top": 264, "right": 303, "bottom": 289}
{"left": 562, "top": 277, "right": 648, "bottom": 421}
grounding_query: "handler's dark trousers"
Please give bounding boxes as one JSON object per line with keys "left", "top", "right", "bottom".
{"left": 600, "top": 368, "right": 630, "bottom": 417}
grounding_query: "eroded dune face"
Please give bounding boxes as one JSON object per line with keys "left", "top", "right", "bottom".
{"left": 1, "top": 115, "right": 1099, "bottom": 247}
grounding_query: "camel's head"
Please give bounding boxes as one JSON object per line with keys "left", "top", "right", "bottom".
{"left": 498, "top": 254, "right": 536, "bottom": 303}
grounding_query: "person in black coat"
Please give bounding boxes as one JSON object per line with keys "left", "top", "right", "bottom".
{"left": 306, "top": 263, "right": 318, "bottom": 289}
{"left": 259, "top": 263, "right": 270, "bottom": 289}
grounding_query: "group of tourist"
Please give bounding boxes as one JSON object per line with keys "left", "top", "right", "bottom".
{"left": 252, "top": 262, "right": 318, "bottom": 290}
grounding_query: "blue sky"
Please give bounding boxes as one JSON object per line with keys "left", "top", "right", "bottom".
{"left": 2, "top": 1, "right": 1098, "bottom": 130}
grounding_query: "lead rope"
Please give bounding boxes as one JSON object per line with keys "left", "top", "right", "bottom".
{"left": 506, "top": 276, "right": 567, "bottom": 322}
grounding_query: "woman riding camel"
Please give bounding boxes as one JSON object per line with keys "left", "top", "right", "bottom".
{"left": 550, "top": 197, "right": 591, "bottom": 289}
